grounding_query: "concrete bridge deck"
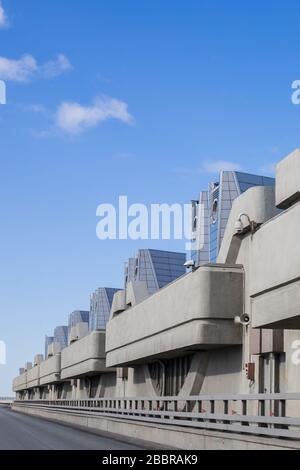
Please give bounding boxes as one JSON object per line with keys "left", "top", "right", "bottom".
{"left": 0, "top": 406, "right": 143, "bottom": 450}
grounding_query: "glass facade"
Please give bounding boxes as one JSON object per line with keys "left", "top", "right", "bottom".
{"left": 125, "top": 249, "right": 186, "bottom": 295}
{"left": 68, "top": 310, "right": 89, "bottom": 340}
{"left": 89, "top": 287, "right": 119, "bottom": 331}
{"left": 53, "top": 325, "right": 68, "bottom": 352}
{"left": 44, "top": 335, "right": 54, "bottom": 359}
{"left": 191, "top": 170, "right": 275, "bottom": 265}
{"left": 191, "top": 192, "right": 209, "bottom": 266}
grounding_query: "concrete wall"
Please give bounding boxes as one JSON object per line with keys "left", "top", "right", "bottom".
{"left": 276, "top": 148, "right": 300, "bottom": 209}
{"left": 200, "top": 346, "right": 244, "bottom": 394}
{"left": 106, "top": 265, "right": 243, "bottom": 367}
{"left": 39, "top": 354, "right": 61, "bottom": 386}
{"left": 61, "top": 331, "right": 109, "bottom": 379}
{"left": 283, "top": 330, "right": 300, "bottom": 418}
{"left": 13, "top": 372, "right": 27, "bottom": 392}
{"left": 249, "top": 201, "right": 300, "bottom": 328}
{"left": 218, "top": 185, "right": 279, "bottom": 264}
{"left": 26, "top": 365, "right": 40, "bottom": 389}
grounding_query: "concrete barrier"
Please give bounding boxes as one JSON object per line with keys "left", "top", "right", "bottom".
{"left": 12, "top": 403, "right": 300, "bottom": 450}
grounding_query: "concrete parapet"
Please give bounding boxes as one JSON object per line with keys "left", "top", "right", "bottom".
{"left": 12, "top": 403, "right": 300, "bottom": 450}
{"left": 61, "top": 330, "right": 110, "bottom": 379}
{"left": 106, "top": 264, "right": 243, "bottom": 367}
{"left": 276, "top": 148, "right": 300, "bottom": 209}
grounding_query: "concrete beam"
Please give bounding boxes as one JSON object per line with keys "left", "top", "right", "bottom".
{"left": 106, "top": 264, "right": 243, "bottom": 367}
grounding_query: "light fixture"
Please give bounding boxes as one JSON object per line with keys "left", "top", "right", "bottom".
{"left": 234, "top": 313, "right": 250, "bottom": 326}
{"left": 234, "top": 213, "right": 258, "bottom": 235}
{"left": 184, "top": 259, "right": 196, "bottom": 271}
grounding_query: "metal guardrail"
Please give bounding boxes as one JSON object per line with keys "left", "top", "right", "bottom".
{"left": 0, "top": 397, "right": 15, "bottom": 403}
{"left": 14, "top": 393, "right": 300, "bottom": 440}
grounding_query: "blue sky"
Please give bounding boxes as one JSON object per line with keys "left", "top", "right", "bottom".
{"left": 0, "top": 0, "right": 300, "bottom": 394}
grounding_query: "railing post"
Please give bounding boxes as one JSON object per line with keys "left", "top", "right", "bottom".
{"left": 276, "top": 399, "right": 287, "bottom": 429}
{"left": 280, "top": 399, "right": 286, "bottom": 418}
{"left": 210, "top": 400, "right": 215, "bottom": 423}
{"left": 242, "top": 400, "right": 248, "bottom": 426}
{"left": 164, "top": 400, "right": 169, "bottom": 419}
{"left": 223, "top": 400, "right": 229, "bottom": 424}
{"left": 258, "top": 398, "right": 266, "bottom": 427}
{"left": 149, "top": 400, "right": 152, "bottom": 412}
{"left": 197, "top": 400, "right": 203, "bottom": 422}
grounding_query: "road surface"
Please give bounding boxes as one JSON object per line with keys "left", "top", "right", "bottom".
{"left": 0, "top": 406, "right": 143, "bottom": 450}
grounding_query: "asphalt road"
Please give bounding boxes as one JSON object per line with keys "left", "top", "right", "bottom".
{"left": 0, "top": 406, "right": 143, "bottom": 450}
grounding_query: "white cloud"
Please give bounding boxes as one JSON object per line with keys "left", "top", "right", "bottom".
{"left": 199, "top": 160, "right": 241, "bottom": 174}
{"left": 0, "top": 55, "right": 36, "bottom": 81}
{"left": 56, "top": 95, "right": 133, "bottom": 134}
{"left": 0, "top": 2, "right": 8, "bottom": 29}
{"left": 0, "top": 54, "right": 72, "bottom": 82}
{"left": 39, "top": 54, "right": 72, "bottom": 79}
